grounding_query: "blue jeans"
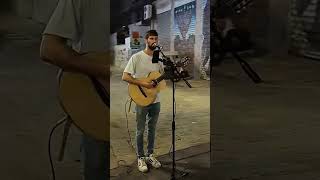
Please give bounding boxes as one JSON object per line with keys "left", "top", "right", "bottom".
{"left": 135, "top": 102, "right": 160, "bottom": 158}
{"left": 81, "top": 134, "right": 109, "bottom": 180}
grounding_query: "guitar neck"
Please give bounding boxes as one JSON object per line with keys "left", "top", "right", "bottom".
{"left": 154, "top": 73, "right": 166, "bottom": 84}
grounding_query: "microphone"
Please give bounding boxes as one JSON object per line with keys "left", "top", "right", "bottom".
{"left": 152, "top": 48, "right": 160, "bottom": 63}
{"left": 154, "top": 45, "right": 162, "bottom": 50}
{"left": 151, "top": 42, "right": 162, "bottom": 50}
{"left": 152, "top": 43, "right": 161, "bottom": 63}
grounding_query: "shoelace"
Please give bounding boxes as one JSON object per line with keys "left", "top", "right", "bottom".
{"left": 139, "top": 158, "right": 147, "bottom": 166}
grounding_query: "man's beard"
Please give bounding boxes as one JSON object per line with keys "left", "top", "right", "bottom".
{"left": 148, "top": 44, "right": 156, "bottom": 50}
{"left": 148, "top": 42, "right": 157, "bottom": 50}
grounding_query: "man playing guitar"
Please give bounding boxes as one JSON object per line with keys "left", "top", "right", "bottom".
{"left": 122, "top": 30, "right": 163, "bottom": 173}
{"left": 39, "top": 0, "right": 110, "bottom": 179}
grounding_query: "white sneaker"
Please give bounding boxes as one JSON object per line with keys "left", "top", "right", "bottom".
{"left": 137, "top": 157, "right": 148, "bottom": 173}
{"left": 146, "top": 154, "right": 161, "bottom": 168}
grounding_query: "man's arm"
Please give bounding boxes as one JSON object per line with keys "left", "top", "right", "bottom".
{"left": 40, "top": 34, "right": 109, "bottom": 79}
{"left": 122, "top": 72, "right": 154, "bottom": 89}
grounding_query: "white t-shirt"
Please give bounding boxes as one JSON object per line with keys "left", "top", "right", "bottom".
{"left": 43, "top": 0, "right": 110, "bottom": 53}
{"left": 124, "top": 50, "right": 164, "bottom": 104}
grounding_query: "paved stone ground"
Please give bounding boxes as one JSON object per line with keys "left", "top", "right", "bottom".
{"left": 211, "top": 54, "right": 320, "bottom": 180}
{"left": 110, "top": 143, "right": 210, "bottom": 180}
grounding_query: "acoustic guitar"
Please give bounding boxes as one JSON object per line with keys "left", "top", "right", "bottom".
{"left": 57, "top": 52, "right": 110, "bottom": 141}
{"left": 128, "top": 71, "right": 166, "bottom": 107}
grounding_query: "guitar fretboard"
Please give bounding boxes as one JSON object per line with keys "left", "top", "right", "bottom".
{"left": 155, "top": 73, "right": 167, "bottom": 83}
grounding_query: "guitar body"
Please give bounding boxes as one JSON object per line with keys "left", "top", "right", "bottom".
{"left": 58, "top": 52, "right": 110, "bottom": 141}
{"left": 128, "top": 71, "right": 166, "bottom": 107}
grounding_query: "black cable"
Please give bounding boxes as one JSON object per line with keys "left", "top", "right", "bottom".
{"left": 125, "top": 98, "right": 136, "bottom": 151}
{"left": 48, "top": 116, "right": 68, "bottom": 180}
{"left": 115, "top": 98, "right": 136, "bottom": 175}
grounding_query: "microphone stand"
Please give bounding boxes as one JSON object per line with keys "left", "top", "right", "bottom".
{"left": 159, "top": 50, "right": 192, "bottom": 88}
{"left": 157, "top": 51, "right": 190, "bottom": 179}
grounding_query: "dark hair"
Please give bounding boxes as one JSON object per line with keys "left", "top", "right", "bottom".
{"left": 145, "top": 30, "right": 158, "bottom": 39}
